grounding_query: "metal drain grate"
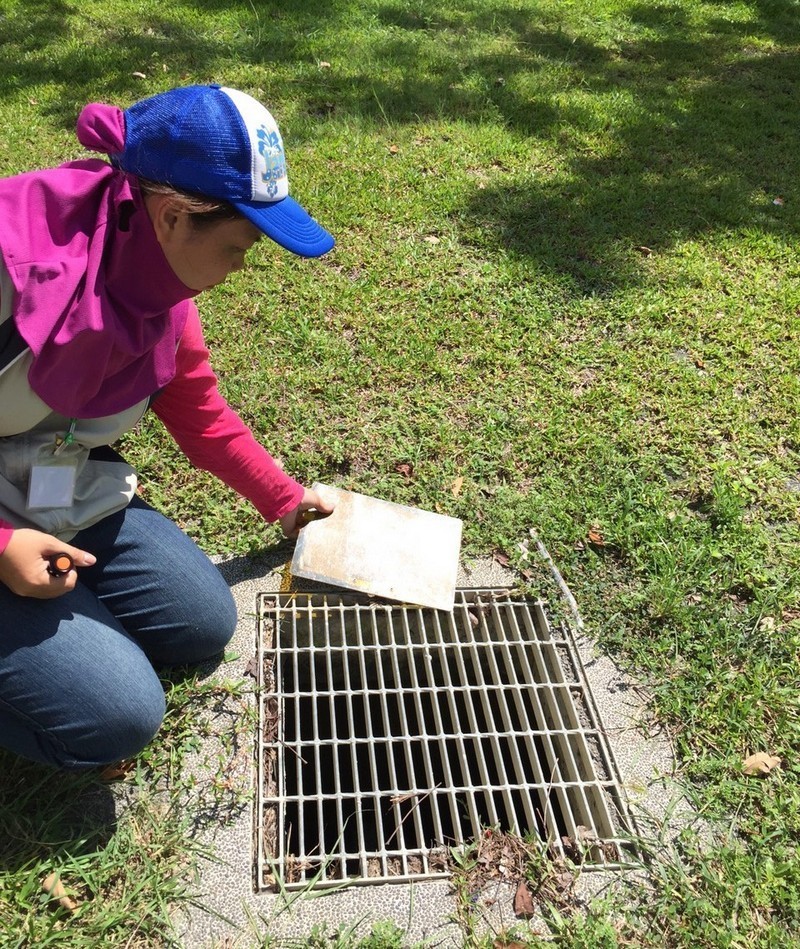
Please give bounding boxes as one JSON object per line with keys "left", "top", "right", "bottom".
{"left": 255, "top": 589, "right": 635, "bottom": 891}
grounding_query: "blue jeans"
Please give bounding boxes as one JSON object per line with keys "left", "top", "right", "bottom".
{"left": 0, "top": 497, "right": 237, "bottom": 770}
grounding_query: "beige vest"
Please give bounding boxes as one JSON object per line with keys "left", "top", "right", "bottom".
{"left": 0, "top": 260, "right": 145, "bottom": 540}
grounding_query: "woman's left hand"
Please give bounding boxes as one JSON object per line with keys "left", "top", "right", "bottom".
{"left": 279, "top": 487, "right": 336, "bottom": 539}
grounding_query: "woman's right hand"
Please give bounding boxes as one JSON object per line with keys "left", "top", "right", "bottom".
{"left": 278, "top": 487, "right": 336, "bottom": 540}
{"left": 0, "top": 528, "right": 97, "bottom": 599}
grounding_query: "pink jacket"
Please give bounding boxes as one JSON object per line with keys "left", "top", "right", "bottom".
{"left": 0, "top": 301, "right": 304, "bottom": 555}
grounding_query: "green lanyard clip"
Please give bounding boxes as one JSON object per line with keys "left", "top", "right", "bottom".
{"left": 53, "top": 418, "right": 77, "bottom": 456}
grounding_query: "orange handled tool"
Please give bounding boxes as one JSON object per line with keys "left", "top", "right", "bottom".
{"left": 47, "top": 552, "right": 74, "bottom": 577}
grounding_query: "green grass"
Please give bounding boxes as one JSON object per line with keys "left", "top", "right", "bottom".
{"left": 2, "top": 0, "right": 800, "bottom": 945}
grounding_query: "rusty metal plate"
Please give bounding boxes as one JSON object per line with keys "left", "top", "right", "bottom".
{"left": 290, "top": 483, "right": 462, "bottom": 611}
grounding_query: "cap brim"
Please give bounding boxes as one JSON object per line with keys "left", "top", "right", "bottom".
{"left": 235, "top": 195, "right": 335, "bottom": 258}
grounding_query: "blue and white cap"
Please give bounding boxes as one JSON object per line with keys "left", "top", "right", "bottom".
{"left": 118, "top": 84, "right": 334, "bottom": 257}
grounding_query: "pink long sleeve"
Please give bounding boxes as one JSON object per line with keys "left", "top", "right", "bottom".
{"left": 152, "top": 304, "right": 304, "bottom": 523}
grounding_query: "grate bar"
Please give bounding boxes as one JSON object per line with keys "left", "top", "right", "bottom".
{"left": 256, "top": 590, "right": 637, "bottom": 890}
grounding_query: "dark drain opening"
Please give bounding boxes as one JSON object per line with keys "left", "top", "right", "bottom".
{"left": 282, "top": 691, "right": 560, "bottom": 857}
{"left": 256, "top": 590, "right": 636, "bottom": 890}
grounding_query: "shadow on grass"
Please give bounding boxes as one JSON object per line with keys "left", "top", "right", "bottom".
{"left": 0, "top": 750, "right": 118, "bottom": 873}
{"left": 461, "top": 4, "right": 800, "bottom": 293}
{"left": 3, "top": 1, "right": 798, "bottom": 293}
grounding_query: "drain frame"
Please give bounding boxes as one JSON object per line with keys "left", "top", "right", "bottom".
{"left": 255, "top": 589, "right": 636, "bottom": 891}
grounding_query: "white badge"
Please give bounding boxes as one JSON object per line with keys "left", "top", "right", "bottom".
{"left": 27, "top": 462, "right": 78, "bottom": 510}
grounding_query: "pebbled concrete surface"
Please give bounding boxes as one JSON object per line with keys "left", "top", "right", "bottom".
{"left": 176, "top": 542, "right": 686, "bottom": 948}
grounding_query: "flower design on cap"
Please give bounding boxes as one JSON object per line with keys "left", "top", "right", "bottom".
{"left": 256, "top": 126, "right": 286, "bottom": 198}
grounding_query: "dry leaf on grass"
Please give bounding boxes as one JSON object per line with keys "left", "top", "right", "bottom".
{"left": 513, "top": 879, "right": 536, "bottom": 917}
{"left": 98, "top": 759, "right": 135, "bottom": 782}
{"left": 587, "top": 526, "right": 605, "bottom": 546}
{"left": 42, "top": 872, "right": 79, "bottom": 913}
{"left": 742, "top": 752, "right": 782, "bottom": 777}
{"left": 451, "top": 475, "right": 464, "bottom": 498}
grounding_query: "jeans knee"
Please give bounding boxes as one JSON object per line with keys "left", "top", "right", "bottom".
{"left": 106, "top": 690, "right": 166, "bottom": 761}
{"left": 61, "top": 686, "right": 166, "bottom": 770}
{"left": 172, "top": 586, "right": 237, "bottom": 665}
{"left": 197, "top": 588, "right": 237, "bottom": 657}
{"left": 136, "top": 579, "right": 237, "bottom": 667}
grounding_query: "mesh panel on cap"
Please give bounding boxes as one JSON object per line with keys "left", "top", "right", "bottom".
{"left": 124, "top": 86, "right": 252, "bottom": 200}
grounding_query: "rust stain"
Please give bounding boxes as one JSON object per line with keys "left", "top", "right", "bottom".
{"left": 279, "top": 559, "right": 294, "bottom": 594}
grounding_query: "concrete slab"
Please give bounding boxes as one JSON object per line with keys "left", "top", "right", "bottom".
{"left": 176, "top": 541, "right": 685, "bottom": 947}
